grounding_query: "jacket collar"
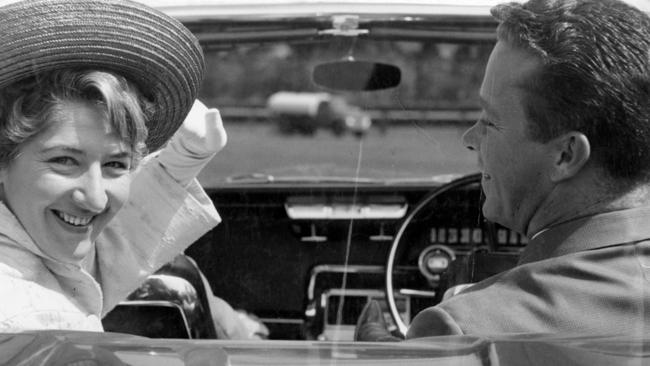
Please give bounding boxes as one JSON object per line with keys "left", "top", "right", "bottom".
{"left": 0, "top": 201, "right": 89, "bottom": 270}
{"left": 0, "top": 201, "right": 44, "bottom": 257}
{"left": 0, "top": 201, "right": 102, "bottom": 314}
{"left": 519, "top": 205, "right": 650, "bottom": 265}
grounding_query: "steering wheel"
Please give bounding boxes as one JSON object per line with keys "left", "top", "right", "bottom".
{"left": 385, "top": 173, "right": 493, "bottom": 337}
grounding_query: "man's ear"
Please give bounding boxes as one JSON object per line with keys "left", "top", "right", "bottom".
{"left": 549, "top": 132, "right": 590, "bottom": 182}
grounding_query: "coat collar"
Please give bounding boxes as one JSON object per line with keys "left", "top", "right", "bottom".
{"left": 0, "top": 201, "right": 102, "bottom": 314}
{"left": 0, "top": 201, "right": 42, "bottom": 256}
{"left": 0, "top": 201, "right": 92, "bottom": 269}
{"left": 519, "top": 205, "right": 650, "bottom": 265}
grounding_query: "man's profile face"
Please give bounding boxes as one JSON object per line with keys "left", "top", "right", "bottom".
{"left": 462, "top": 41, "right": 555, "bottom": 236}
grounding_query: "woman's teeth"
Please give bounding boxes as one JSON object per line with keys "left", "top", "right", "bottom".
{"left": 56, "top": 211, "right": 93, "bottom": 226}
{"left": 483, "top": 173, "right": 491, "bottom": 180}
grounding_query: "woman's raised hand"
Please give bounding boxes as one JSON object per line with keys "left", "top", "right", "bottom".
{"left": 157, "top": 100, "right": 228, "bottom": 185}
{"left": 173, "top": 100, "right": 227, "bottom": 157}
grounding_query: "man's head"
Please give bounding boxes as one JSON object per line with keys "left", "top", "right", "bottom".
{"left": 494, "top": 0, "right": 650, "bottom": 184}
{"left": 463, "top": 0, "right": 650, "bottom": 235}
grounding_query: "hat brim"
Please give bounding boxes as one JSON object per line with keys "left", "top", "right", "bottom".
{"left": 0, "top": 0, "right": 205, "bottom": 152}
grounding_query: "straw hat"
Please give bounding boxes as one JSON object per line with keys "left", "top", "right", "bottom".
{"left": 0, "top": 0, "right": 205, "bottom": 151}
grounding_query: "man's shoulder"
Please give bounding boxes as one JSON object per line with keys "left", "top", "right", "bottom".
{"left": 406, "top": 305, "right": 463, "bottom": 338}
{"left": 414, "top": 246, "right": 650, "bottom": 336}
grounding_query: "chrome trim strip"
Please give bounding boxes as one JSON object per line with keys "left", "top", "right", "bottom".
{"left": 285, "top": 203, "right": 408, "bottom": 220}
{"left": 139, "top": 0, "right": 511, "bottom": 21}
{"left": 307, "top": 264, "right": 385, "bottom": 301}
{"left": 259, "top": 318, "right": 304, "bottom": 324}
{"left": 307, "top": 264, "right": 418, "bottom": 300}
{"left": 398, "top": 289, "right": 436, "bottom": 297}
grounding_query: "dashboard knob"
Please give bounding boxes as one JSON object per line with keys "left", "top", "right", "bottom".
{"left": 418, "top": 244, "right": 456, "bottom": 281}
{"left": 426, "top": 254, "right": 450, "bottom": 273}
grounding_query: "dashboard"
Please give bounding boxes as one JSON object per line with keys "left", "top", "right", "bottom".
{"left": 185, "top": 177, "right": 524, "bottom": 340}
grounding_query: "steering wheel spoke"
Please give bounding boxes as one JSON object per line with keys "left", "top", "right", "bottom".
{"left": 397, "top": 288, "right": 437, "bottom": 297}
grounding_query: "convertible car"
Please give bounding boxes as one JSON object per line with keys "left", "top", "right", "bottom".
{"left": 140, "top": 0, "right": 517, "bottom": 342}
{"left": 3, "top": 0, "right": 649, "bottom": 364}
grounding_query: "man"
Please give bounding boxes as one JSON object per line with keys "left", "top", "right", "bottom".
{"left": 356, "top": 0, "right": 650, "bottom": 339}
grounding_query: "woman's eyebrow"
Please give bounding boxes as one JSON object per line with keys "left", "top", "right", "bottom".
{"left": 39, "top": 146, "right": 84, "bottom": 155}
{"left": 109, "top": 151, "right": 132, "bottom": 159}
{"left": 39, "top": 146, "right": 131, "bottom": 158}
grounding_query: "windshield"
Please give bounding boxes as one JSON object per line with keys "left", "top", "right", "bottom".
{"left": 197, "top": 37, "right": 491, "bottom": 185}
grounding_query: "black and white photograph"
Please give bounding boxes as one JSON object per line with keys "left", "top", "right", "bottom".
{"left": 0, "top": 0, "right": 647, "bottom": 364}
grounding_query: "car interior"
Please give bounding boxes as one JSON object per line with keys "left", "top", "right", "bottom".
{"left": 102, "top": 0, "right": 529, "bottom": 342}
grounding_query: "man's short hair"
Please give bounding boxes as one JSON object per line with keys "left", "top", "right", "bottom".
{"left": 493, "top": 0, "right": 650, "bottom": 187}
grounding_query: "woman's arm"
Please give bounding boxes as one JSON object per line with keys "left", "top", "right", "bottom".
{"left": 94, "top": 101, "right": 227, "bottom": 314}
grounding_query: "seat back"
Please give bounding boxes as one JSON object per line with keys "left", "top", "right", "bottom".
{"left": 154, "top": 254, "right": 218, "bottom": 339}
{"left": 102, "top": 300, "right": 192, "bottom": 339}
{"left": 103, "top": 254, "right": 219, "bottom": 339}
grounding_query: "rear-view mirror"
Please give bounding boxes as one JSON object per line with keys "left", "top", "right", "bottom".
{"left": 313, "top": 60, "right": 401, "bottom": 91}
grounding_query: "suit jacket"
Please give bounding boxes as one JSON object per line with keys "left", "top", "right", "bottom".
{"left": 407, "top": 206, "right": 650, "bottom": 338}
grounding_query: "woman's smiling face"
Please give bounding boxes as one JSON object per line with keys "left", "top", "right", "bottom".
{"left": 0, "top": 99, "right": 133, "bottom": 263}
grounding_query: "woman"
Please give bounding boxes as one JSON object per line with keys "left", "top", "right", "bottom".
{"left": 0, "top": 0, "right": 226, "bottom": 331}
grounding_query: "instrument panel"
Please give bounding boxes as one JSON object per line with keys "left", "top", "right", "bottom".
{"left": 190, "top": 181, "right": 525, "bottom": 339}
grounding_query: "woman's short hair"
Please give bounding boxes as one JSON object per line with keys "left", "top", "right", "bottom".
{"left": 492, "top": 0, "right": 650, "bottom": 187}
{"left": 0, "top": 69, "right": 152, "bottom": 168}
